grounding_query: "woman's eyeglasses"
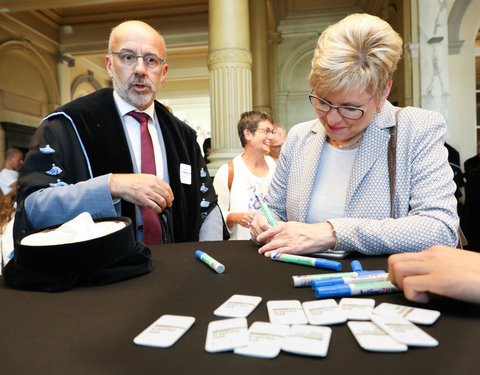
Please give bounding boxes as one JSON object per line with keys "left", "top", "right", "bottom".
{"left": 308, "top": 94, "right": 371, "bottom": 120}
{"left": 255, "top": 128, "right": 276, "bottom": 135}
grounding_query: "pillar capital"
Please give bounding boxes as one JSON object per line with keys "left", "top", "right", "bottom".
{"left": 208, "top": 48, "right": 252, "bottom": 69}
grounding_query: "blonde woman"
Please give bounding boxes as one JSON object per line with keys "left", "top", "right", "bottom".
{"left": 251, "top": 13, "right": 458, "bottom": 256}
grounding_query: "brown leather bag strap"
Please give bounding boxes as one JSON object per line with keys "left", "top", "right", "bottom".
{"left": 388, "top": 109, "right": 402, "bottom": 219}
{"left": 458, "top": 227, "right": 468, "bottom": 249}
{"left": 227, "top": 160, "right": 234, "bottom": 191}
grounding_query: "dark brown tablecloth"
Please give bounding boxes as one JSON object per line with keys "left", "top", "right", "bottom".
{"left": 1, "top": 240, "right": 480, "bottom": 375}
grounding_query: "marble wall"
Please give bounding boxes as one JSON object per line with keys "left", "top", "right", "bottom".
{"left": 418, "top": 0, "right": 451, "bottom": 122}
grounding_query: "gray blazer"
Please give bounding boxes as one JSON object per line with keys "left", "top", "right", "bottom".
{"left": 266, "top": 101, "right": 459, "bottom": 254}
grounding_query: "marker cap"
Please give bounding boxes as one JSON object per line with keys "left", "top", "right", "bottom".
{"left": 311, "top": 277, "right": 344, "bottom": 288}
{"left": 350, "top": 260, "right": 363, "bottom": 272}
{"left": 195, "top": 250, "right": 206, "bottom": 259}
{"left": 313, "top": 258, "right": 342, "bottom": 271}
{"left": 314, "top": 285, "right": 350, "bottom": 299}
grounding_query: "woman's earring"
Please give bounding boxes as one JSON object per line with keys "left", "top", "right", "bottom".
{"left": 376, "top": 107, "right": 381, "bottom": 114}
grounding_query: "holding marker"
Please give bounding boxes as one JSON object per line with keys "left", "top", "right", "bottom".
{"left": 195, "top": 250, "right": 225, "bottom": 274}
{"left": 271, "top": 253, "right": 341, "bottom": 271}
{"left": 254, "top": 194, "right": 277, "bottom": 227}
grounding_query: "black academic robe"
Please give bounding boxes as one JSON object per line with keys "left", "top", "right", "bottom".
{"left": 463, "top": 154, "right": 480, "bottom": 250}
{"left": 14, "top": 88, "right": 221, "bottom": 243}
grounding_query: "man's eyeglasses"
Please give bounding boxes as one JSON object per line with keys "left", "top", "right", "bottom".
{"left": 308, "top": 94, "right": 370, "bottom": 120}
{"left": 111, "top": 51, "right": 165, "bottom": 70}
{"left": 255, "top": 128, "right": 276, "bottom": 135}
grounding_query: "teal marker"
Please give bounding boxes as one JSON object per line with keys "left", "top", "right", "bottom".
{"left": 195, "top": 250, "right": 225, "bottom": 273}
{"left": 254, "top": 194, "right": 277, "bottom": 227}
{"left": 271, "top": 252, "right": 342, "bottom": 271}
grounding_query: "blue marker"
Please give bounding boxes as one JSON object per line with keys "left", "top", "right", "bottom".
{"left": 350, "top": 260, "right": 363, "bottom": 272}
{"left": 254, "top": 194, "right": 277, "bottom": 227}
{"left": 271, "top": 253, "right": 341, "bottom": 271}
{"left": 292, "top": 270, "right": 385, "bottom": 287}
{"left": 314, "top": 280, "right": 400, "bottom": 298}
{"left": 195, "top": 250, "right": 225, "bottom": 273}
{"left": 311, "top": 272, "right": 388, "bottom": 288}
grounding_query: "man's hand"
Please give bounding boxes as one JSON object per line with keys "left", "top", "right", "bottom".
{"left": 388, "top": 246, "right": 480, "bottom": 304}
{"left": 109, "top": 173, "right": 174, "bottom": 213}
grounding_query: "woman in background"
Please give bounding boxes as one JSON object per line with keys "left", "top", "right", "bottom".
{"left": 214, "top": 111, "right": 277, "bottom": 240}
{"left": 0, "top": 187, "right": 16, "bottom": 273}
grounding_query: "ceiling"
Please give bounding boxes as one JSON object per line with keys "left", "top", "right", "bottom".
{"left": 0, "top": 0, "right": 209, "bottom": 25}
{"left": 0, "top": 0, "right": 383, "bottom": 83}
{"left": 0, "top": 0, "right": 212, "bottom": 81}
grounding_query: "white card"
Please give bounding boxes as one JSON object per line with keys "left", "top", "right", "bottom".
{"left": 214, "top": 294, "right": 262, "bottom": 318}
{"left": 205, "top": 318, "right": 248, "bottom": 353}
{"left": 133, "top": 314, "right": 195, "bottom": 348}
{"left": 267, "top": 300, "right": 308, "bottom": 325}
{"left": 282, "top": 324, "right": 332, "bottom": 357}
{"left": 373, "top": 303, "right": 441, "bottom": 325}
{"left": 371, "top": 314, "right": 438, "bottom": 347}
{"left": 234, "top": 322, "right": 289, "bottom": 359}
{"left": 339, "top": 298, "right": 375, "bottom": 320}
{"left": 302, "top": 299, "right": 347, "bottom": 325}
{"left": 347, "top": 321, "right": 408, "bottom": 352}
{"left": 180, "top": 163, "right": 192, "bottom": 185}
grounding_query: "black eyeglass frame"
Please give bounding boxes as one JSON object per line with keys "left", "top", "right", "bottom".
{"left": 308, "top": 93, "right": 370, "bottom": 120}
{"left": 111, "top": 51, "right": 165, "bottom": 69}
{"left": 254, "top": 128, "right": 277, "bottom": 136}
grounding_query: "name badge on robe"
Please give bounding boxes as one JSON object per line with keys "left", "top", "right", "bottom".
{"left": 180, "top": 163, "right": 192, "bottom": 185}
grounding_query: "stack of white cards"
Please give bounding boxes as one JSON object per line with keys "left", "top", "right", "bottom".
{"left": 349, "top": 302, "right": 440, "bottom": 352}
{"left": 133, "top": 295, "right": 441, "bottom": 357}
{"left": 206, "top": 296, "right": 334, "bottom": 358}
{"left": 205, "top": 296, "right": 440, "bottom": 357}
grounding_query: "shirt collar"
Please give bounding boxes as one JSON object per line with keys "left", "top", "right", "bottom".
{"left": 113, "top": 91, "right": 156, "bottom": 120}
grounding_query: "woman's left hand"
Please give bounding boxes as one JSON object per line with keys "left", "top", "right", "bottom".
{"left": 257, "top": 221, "right": 336, "bottom": 257}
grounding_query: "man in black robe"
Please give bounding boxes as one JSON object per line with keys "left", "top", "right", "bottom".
{"left": 14, "top": 20, "right": 226, "bottom": 244}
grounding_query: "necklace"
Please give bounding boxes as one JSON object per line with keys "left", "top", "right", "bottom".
{"left": 329, "top": 135, "right": 363, "bottom": 150}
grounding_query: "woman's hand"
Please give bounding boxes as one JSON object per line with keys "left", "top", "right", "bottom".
{"left": 227, "top": 212, "right": 254, "bottom": 228}
{"left": 250, "top": 214, "right": 282, "bottom": 245}
{"left": 255, "top": 221, "right": 336, "bottom": 257}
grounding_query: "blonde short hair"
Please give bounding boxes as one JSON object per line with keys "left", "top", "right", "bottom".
{"left": 309, "top": 13, "right": 403, "bottom": 101}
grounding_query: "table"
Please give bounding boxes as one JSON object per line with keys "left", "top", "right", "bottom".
{"left": 1, "top": 240, "right": 480, "bottom": 375}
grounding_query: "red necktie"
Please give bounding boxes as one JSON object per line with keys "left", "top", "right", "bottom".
{"left": 127, "top": 110, "right": 163, "bottom": 245}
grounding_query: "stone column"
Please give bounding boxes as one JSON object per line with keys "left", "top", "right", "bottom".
{"left": 249, "top": 0, "right": 271, "bottom": 114}
{"left": 208, "top": 0, "right": 252, "bottom": 172}
{"left": 417, "top": 0, "right": 450, "bottom": 122}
